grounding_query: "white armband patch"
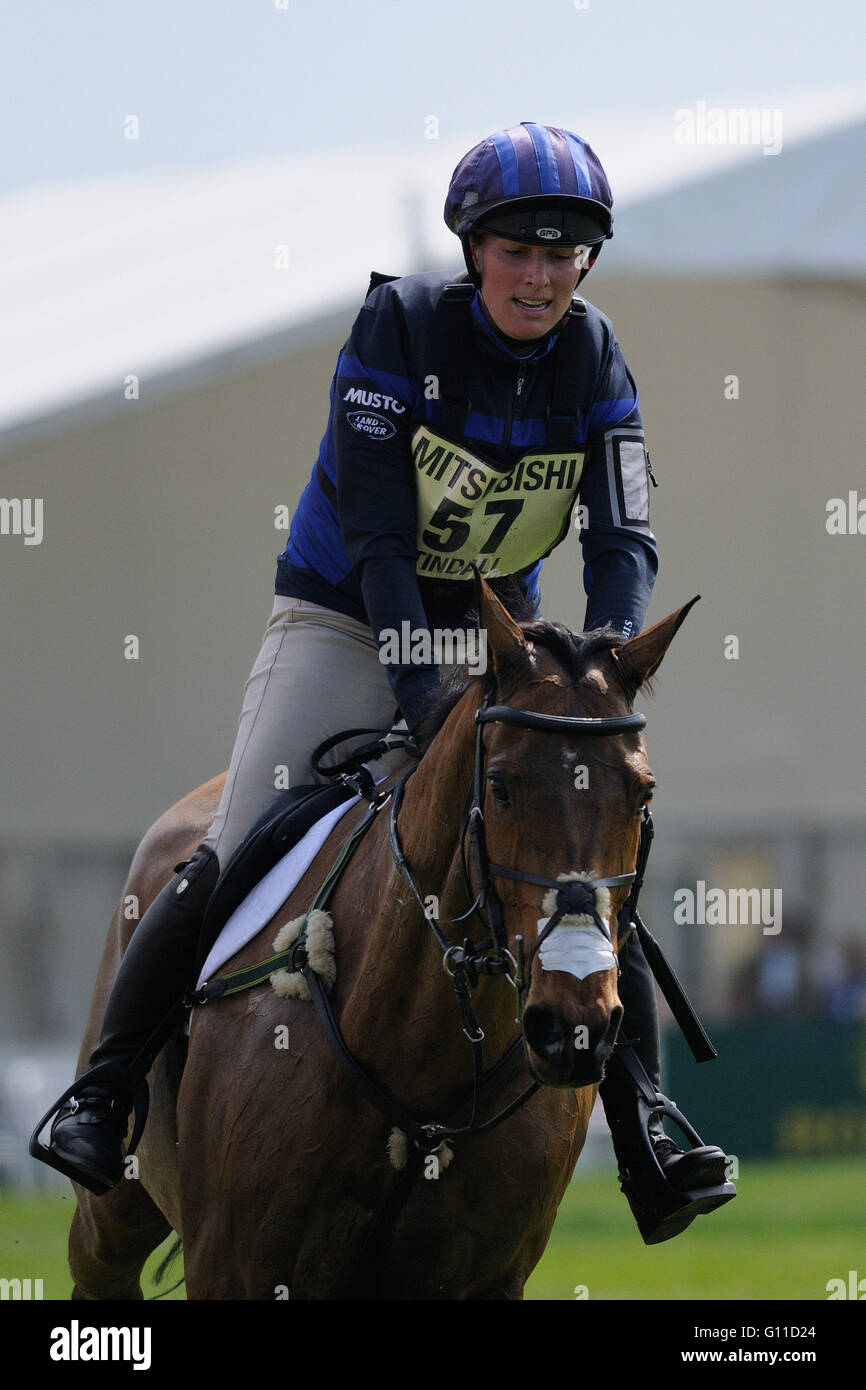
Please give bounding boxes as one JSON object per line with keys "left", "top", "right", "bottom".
{"left": 604, "top": 428, "right": 651, "bottom": 528}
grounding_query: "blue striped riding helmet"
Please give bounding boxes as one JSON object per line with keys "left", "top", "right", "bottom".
{"left": 444, "top": 122, "right": 614, "bottom": 284}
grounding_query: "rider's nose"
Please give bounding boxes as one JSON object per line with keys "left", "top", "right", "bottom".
{"left": 521, "top": 251, "right": 550, "bottom": 286}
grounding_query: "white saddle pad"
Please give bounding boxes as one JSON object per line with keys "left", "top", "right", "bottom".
{"left": 195, "top": 791, "right": 362, "bottom": 989}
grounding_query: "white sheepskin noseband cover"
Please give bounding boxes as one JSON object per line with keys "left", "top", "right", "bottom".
{"left": 536, "top": 872, "right": 616, "bottom": 980}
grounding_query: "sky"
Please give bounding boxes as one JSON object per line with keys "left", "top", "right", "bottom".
{"left": 2, "top": 0, "right": 864, "bottom": 196}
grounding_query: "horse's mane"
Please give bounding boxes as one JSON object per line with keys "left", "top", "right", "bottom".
{"left": 416, "top": 615, "right": 635, "bottom": 752}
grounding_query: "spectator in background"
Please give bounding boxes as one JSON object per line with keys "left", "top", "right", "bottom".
{"left": 822, "top": 938, "right": 866, "bottom": 1021}
{"left": 730, "top": 909, "right": 814, "bottom": 1017}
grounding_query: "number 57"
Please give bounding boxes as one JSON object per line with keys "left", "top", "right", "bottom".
{"left": 421, "top": 498, "right": 523, "bottom": 553}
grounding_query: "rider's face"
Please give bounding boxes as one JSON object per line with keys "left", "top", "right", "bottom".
{"left": 469, "top": 233, "right": 588, "bottom": 341}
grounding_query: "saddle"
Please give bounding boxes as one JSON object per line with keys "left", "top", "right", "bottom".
{"left": 194, "top": 781, "right": 356, "bottom": 977}
{"left": 193, "top": 724, "right": 409, "bottom": 977}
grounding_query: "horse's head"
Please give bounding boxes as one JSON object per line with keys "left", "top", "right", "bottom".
{"left": 466, "top": 577, "right": 698, "bottom": 1090}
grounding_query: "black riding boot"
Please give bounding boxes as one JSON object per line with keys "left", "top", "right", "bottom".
{"left": 30, "top": 842, "right": 220, "bottom": 1195}
{"left": 600, "top": 927, "right": 736, "bottom": 1243}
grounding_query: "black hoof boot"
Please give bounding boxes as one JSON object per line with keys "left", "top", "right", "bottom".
{"left": 29, "top": 842, "right": 219, "bottom": 1195}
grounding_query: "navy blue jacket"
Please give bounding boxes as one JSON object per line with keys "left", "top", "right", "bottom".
{"left": 276, "top": 271, "right": 657, "bottom": 727}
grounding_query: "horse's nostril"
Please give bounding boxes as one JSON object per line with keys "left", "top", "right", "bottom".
{"left": 523, "top": 1004, "right": 570, "bottom": 1058}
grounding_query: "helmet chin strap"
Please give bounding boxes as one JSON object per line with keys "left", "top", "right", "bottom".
{"left": 462, "top": 238, "right": 483, "bottom": 287}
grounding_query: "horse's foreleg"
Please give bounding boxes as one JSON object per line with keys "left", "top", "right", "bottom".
{"left": 68, "top": 1178, "right": 172, "bottom": 1301}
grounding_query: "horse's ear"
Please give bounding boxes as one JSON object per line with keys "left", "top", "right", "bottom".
{"left": 471, "top": 565, "right": 533, "bottom": 682}
{"left": 611, "top": 596, "right": 700, "bottom": 696}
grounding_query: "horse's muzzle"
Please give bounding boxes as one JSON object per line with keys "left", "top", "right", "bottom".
{"left": 522, "top": 1000, "right": 623, "bottom": 1088}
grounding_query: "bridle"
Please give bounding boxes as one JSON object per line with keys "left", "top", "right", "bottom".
{"left": 383, "top": 681, "right": 648, "bottom": 1139}
{"left": 390, "top": 684, "right": 647, "bottom": 1013}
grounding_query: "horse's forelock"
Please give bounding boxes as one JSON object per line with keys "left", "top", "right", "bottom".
{"left": 416, "top": 620, "right": 634, "bottom": 752}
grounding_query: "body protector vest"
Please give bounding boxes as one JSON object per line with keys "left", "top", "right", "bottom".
{"left": 355, "top": 272, "right": 593, "bottom": 585}
{"left": 279, "top": 268, "right": 658, "bottom": 727}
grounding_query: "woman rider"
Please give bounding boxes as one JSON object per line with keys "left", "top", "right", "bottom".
{"left": 37, "top": 122, "right": 734, "bottom": 1244}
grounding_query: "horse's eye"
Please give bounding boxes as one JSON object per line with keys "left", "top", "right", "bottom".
{"left": 488, "top": 779, "right": 511, "bottom": 808}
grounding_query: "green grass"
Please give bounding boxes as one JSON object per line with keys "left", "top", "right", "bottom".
{"left": 526, "top": 1157, "right": 866, "bottom": 1301}
{"left": 1, "top": 1158, "right": 861, "bottom": 1301}
{"left": 0, "top": 1189, "right": 184, "bottom": 1301}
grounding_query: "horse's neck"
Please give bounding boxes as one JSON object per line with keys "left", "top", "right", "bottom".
{"left": 346, "top": 689, "right": 522, "bottom": 1087}
{"left": 394, "top": 690, "right": 479, "bottom": 930}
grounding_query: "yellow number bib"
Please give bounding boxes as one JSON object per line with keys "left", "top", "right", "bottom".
{"left": 413, "top": 424, "right": 585, "bottom": 581}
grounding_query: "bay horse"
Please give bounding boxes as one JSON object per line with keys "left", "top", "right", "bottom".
{"left": 63, "top": 579, "right": 696, "bottom": 1300}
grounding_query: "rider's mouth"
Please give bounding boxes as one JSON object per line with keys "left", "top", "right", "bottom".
{"left": 513, "top": 297, "right": 552, "bottom": 312}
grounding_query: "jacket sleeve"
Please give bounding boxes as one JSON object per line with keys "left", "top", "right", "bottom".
{"left": 334, "top": 286, "right": 444, "bottom": 728}
{"left": 577, "top": 337, "right": 658, "bottom": 638}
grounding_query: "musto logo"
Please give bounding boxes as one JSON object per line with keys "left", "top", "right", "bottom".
{"left": 347, "top": 411, "right": 397, "bottom": 440}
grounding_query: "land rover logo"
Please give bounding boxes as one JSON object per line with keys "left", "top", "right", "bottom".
{"left": 347, "top": 410, "right": 397, "bottom": 440}
{"left": 536, "top": 227, "right": 562, "bottom": 240}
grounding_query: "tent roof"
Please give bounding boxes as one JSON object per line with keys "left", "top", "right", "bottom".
{"left": 604, "top": 115, "right": 866, "bottom": 277}
{"left": 2, "top": 89, "right": 864, "bottom": 448}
